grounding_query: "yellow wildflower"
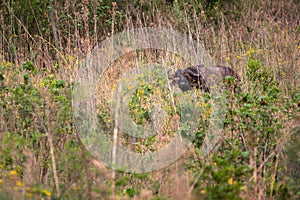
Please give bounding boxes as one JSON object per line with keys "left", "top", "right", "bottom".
{"left": 241, "top": 185, "right": 247, "bottom": 191}
{"left": 9, "top": 170, "right": 18, "bottom": 176}
{"left": 26, "top": 193, "right": 33, "bottom": 198}
{"left": 0, "top": 179, "right": 3, "bottom": 184}
{"left": 236, "top": 56, "right": 241, "bottom": 59}
{"left": 226, "top": 57, "right": 230, "bottom": 61}
{"left": 298, "top": 45, "right": 300, "bottom": 49}
{"left": 213, "top": 162, "right": 217, "bottom": 166}
{"left": 200, "top": 190, "right": 206, "bottom": 194}
{"left": 205, "top": 108, "right": 212, "bottom": 118}
{"left": 42, "top": 189, "right": 52, "bottom": 197}
{"left": 228, "top": 177, "right": 234, "bottom": 185}
{"left": 6, "top": 62, "right": 12, "bottom": 67}
{"left": 16, "top": 181, "right": 23, "bottom": 187}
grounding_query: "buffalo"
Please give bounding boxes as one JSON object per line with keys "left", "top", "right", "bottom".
{"left": 169, "top": 65, "right": 240, "bottom": 93}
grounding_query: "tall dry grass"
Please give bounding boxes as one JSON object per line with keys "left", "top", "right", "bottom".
{"left": 0, "top": 0, "right": 299, "bottom": 199}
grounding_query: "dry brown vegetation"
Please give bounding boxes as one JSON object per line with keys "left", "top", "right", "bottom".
{"left": 0, "top": 0, "right": 299, "bottom": 199}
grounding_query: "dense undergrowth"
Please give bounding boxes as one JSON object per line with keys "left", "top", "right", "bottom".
{"left": 0, "top": 0, "right": 299, "bottom": 199}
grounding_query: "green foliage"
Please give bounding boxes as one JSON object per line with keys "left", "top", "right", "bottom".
{"left": 173, "top": 0, "right": 243, "bottom": 29}
{"left": 190, "top": 54, "right": 299, "bottom": 199}
{"left": 7, "top": 0, "right": 49, "bottom": 35}
{"left": 96, "top": 0, "right": 126, "bottom": 32}
{"left": 283, "top": 126, "right": 300, "bottom": 198}
{"left": 127, "top": 65, "right": 175, "bottom": 126}
{"left": 0, "top": 0, "right": 299, "bottom": 199}
{"left": 200, "top": 148, "right": 251, "bottom": 200}
{"left": 236, "top": 58, "right": 283, "bottom": 145}
{"left": 129, "top": 83, "right": 154, "bottom": 125}
{"left": 124, "top": 187, "right": 137, "bottom": 197}
{"left": 0, "top": 59, "right": 80, "bottom": 199}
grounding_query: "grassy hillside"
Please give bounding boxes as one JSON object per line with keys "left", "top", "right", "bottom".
{"left": 0, "top": 0, "right": 299, "bottom": 199}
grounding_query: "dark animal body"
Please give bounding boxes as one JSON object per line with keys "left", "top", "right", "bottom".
{"left": 170, "top": 65, "right": 240, "bottom": 93}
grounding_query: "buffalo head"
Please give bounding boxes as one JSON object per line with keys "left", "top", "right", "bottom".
{"left": 168, "top": 65, "right": 240, "bottom": 93}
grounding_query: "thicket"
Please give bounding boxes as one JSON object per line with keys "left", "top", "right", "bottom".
{"left": 0, "top": 0, "right": 299, "bottom": 199}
